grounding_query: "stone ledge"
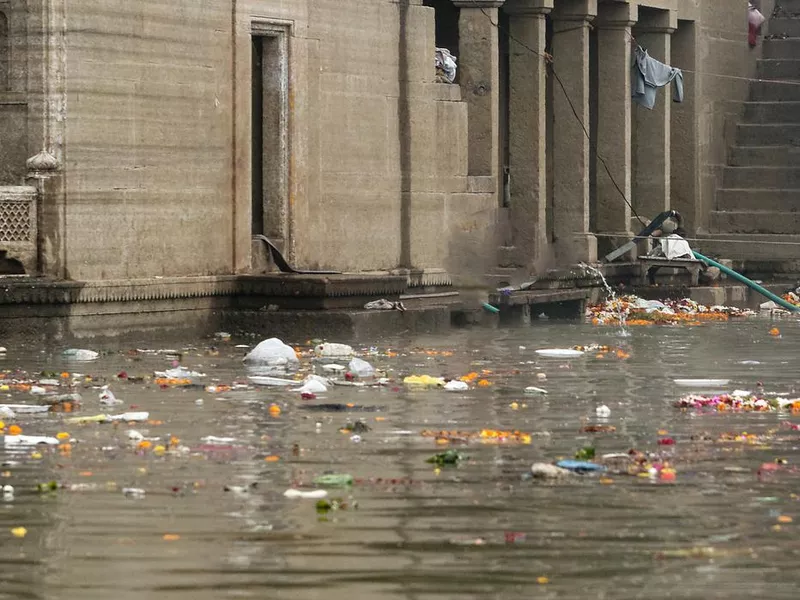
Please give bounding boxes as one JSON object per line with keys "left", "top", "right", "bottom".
{"left": 0, "top": 273, "right": 418, "bottom": 306}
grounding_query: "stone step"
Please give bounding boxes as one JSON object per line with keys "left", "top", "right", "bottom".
{"left": 729, "top": 145, "right": 800, "bottom": 166}
{"left": 716, "top": 188, "right": 800, "bottom": 211}
{"left": 773, "top": 0, "right": 800, "bottom": 13}
{"left": 763, "top": 38, "right": 800, "bottom": 60}
{"left": 736, "top": 123, "right": 800, "bottom": 145}
{"left": 722, "top": 166, "right": 800, "bottom": 188}
{"left": 769, "top": 18, "right": 800, "bottom": 38}
{"left": 757, "top": 59, "right": 800, "bottom": 80}
{"left": 750, "top": 80, "right": 800, "bottom": 100}
{"left": 693, "top": 233, "right": 800, "bottom": 261}
{"left": 710, "top": 210, "right": 800, "bottom": 234}
{"left": 743, "top": 101, "right": 800, "bottom": 123}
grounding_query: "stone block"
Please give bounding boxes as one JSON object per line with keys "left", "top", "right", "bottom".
{"left": 690, "top": 286, "right": 725, "bottom": 307}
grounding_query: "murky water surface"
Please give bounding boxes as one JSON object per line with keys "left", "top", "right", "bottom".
{"left": 1, "top": 318, "right": 800, "bottom": 600}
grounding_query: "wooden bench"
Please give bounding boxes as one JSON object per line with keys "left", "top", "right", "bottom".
{"left": 638, "top": 256, "right": 703, "bottom": 286}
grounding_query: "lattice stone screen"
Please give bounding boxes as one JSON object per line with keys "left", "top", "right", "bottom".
{"left": 0, "top": 198, "right": 33, "bottom": 242}
{"left": 0, "top": 186, "right": 38, "bottom": 274}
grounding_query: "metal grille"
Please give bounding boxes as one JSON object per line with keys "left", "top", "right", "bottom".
{"left": 0, "top": 200, "right": 32, "bottom": 242}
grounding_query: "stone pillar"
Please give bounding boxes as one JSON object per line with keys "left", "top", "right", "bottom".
{"left": 505, "top": 0, "right": 553, "bottom": 267}
{"left": 551, "top": 0, "right": 597, "bottom": 264}
{"left": 633, "top": 10, "right": 677, "bottom": 219}
{"left": 453, "top": 1, "right": 505, "bottom": 178}
{"left": 595, "top": 2, "right": 636, "bottom": 258}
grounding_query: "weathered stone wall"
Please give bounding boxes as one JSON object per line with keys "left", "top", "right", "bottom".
{"left": 63, "top": 0, "right": 235, "bottom": 279}
{"left": 54, "top": 0, "right": 486, "bottom": 281}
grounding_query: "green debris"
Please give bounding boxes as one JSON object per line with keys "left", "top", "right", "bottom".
{"left": 36, "top": 481, "right": 59, "bottom": 493}
{"left": 426, "top": 450, "right": 465, "bottom": 465}
{"left": 575, "top": 446, "right": 596, "bottom": 460}
{"left": 313, "top": 474, "right": 354, "bottom": 487}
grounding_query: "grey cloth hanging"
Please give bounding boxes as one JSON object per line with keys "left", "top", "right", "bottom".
{"left": 632, "top": 45, "right": 684, "bottom": 110}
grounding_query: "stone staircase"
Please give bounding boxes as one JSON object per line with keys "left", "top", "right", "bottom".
{"left": 700, "top": 1, "right": 800, "bottom": 273}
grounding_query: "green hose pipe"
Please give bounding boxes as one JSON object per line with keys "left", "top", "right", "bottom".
{"left": 692, "top": 251, "right": 800, "bottom": 313}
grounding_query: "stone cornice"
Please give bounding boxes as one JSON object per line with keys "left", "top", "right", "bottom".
{"left": 452, "top": 1, "right": 506, "bottom": 8}
{"left": 504, "top": 0, "right": 553, "bottom": 16}
{"left": 0, "top": 274, "right": 420, "bottom": 305}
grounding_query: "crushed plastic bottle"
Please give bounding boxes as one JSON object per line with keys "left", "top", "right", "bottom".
{"left": 313, "top": 474, "right": 354, "bottom": 487}
{"left": 348, "top": 357, "right": 375, "bottom": 378}
{"left": 444, "top": 380, "right": 469, "bottom": 392}
{"left": 62, "top": 348, "right": 99, "bottom": 361}
{"left": 314, "top": 343, "right": 354, "bottom": 359}
{"left": 243, "top": 338, "right": 299, "bottom": 366}
{"left": 403, "top": 375, "right": 445, "bottom": 388}
{"left": 284, "top": 489, "right": 329, "bottom": 499}
{"left": 99, "top": 386, "right": 122, "bottom": 405}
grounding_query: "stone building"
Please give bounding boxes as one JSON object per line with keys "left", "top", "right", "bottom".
{"left": 0, "top": 0, "right": 794, "bottom": 333}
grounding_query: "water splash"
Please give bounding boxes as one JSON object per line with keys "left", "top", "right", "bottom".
{"left": 579, "top": 263, "right": 630, "bottom": 337}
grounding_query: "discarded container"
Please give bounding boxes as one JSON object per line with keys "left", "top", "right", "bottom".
{"left": 99, "top": 387, "right": 122, "bottom": 405}
{"left": 524, "top": 386, "right": 548, "bottom": 395}
{"left": 2, "top": 434, "right": 59, "bottom": 446}
{"left": 444, "top": 380, "right": 469, "bottom": 392}
{"left": 122, "top": 488, "right": 146, "bottom": 499}
{"left": 248, "top": 375, "right": 297, "bottom": 386}
{"left": 62, "top": 348, "right": 99, "bottom": 361}
{"left": 66, "top": 411, "right": 149, "bottom": 424}
{"left": 314, "top": 343, "right": 354, "bottom": 359}
{"left": 530, "top": 463, "right": 574, "bottom": 479}
{"left": 283, "top": 489, "right": 328, "bottom": 499}
{"left": 535, "top": 349, "right": 585, "bottom": 358}
{"left": 404, "top": 375, "right": 445, "bottom": 388}
{"left": 348, "top": 357, "right": 375, "bottom": 378}
{"left": 243, "top": 338, "right": 299, "bottom": 366}
{"left": 673, "top": 379, "right": 730, "bottom": 388}
{"left": 313, "top": 474, "right": 354, "bottom": 487}
{"left": 293, "top": 376, "right": 328, "bottom": 394}
{"left": 159, "top": 366, "right": 205, "bottom": 379}
{"left": 555, "top": 460, "right": 607, "bottom": 473}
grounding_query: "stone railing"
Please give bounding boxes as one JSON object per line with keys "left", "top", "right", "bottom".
{"left": 0, "top": 186, "right": 37, "bottom": 275}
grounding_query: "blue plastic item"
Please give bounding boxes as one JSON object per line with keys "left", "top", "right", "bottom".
{"left": 556, "top": 460, "right": 607, "bottom": 473}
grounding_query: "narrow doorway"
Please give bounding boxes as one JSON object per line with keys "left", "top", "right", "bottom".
{"left": 250, "top": 24, "right": 289, "bottom": 250}
{"left": 251, "top": 37, "right": 264, "bottom": 235}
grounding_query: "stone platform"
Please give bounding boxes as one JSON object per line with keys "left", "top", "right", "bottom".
{"left": 0, "top": 272, "right": 458, "bottom": 342}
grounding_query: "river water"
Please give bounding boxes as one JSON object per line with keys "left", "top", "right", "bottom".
{"left": 1, "top": 317, "right": 800, "bottom": 600}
